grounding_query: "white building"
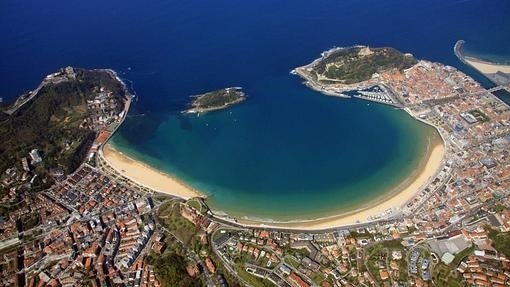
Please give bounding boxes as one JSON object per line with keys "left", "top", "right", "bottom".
{"left": 29, "top": 149, "right": 42, "bottom": 164}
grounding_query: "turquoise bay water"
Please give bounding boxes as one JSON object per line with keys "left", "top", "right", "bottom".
{"left": 111, "top": 77, "right": 438, "bottom": 220}
{"left": 1, "top": 0, "right": 509, "bottom": 220}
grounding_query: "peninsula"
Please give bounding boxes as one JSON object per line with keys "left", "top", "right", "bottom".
{"left": 0, "top": 67, "right": 130, "bottom": 191}
{"left": 299, "top": 46, "right": 417, "bottom": 84}
{"left": 293, "top": 46, "right": 417, "bottom": 100}
{"left": 186, "top": 87, "right": 246, "bottom": 114}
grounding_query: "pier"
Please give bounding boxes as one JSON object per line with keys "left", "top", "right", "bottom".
{"left": 352, "top": 85, "right": 403, "bottom": 108}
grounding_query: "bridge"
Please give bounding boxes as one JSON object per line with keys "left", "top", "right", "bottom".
{"left": 464, "top": 84, "right": 510, "bottom": 101}
{"left": 486, "top": 84, "right": 509, "bottom": 93}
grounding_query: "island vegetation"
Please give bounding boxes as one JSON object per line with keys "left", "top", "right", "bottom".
{"left": 187, "top": 87, "right": 246, "bottom": 113}
{"left": 304, "top": 46, "right": 417, "bottom": 84}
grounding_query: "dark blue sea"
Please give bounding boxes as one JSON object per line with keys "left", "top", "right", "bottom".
{"left": 1, "top": 0, "right": 509, "bottom": 220}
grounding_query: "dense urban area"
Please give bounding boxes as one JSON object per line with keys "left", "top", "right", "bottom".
{"left": 2, "top": 43, "right": 510, "bottom": 287}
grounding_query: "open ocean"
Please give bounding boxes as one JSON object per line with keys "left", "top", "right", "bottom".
{"left": 1, "top": 0, "right": 509, "bottom": 220}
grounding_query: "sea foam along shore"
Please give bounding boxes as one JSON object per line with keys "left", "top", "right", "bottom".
{"left": 102, "top": 144, "right": 201, "bottom": 200}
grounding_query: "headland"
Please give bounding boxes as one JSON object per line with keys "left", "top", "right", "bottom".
{"left": 292, "top": 45, "right": 417, "bottom": 105}
{"left": 0, "top": 67, "right": 130, "bottom": 186}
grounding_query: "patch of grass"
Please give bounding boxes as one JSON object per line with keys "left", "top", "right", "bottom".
{"left": 157, "top": 202, "right": 199, "bottom": 245}
{"left": 285, "top": 246, "right": 310, "bottom": 259}
{"left": 486, "top": 226, "right": 510, "bottom": 258}
{"left": 380, "top": 239, "right": 404, "bottom": 249}
{"left": 157, "top": 201, "right": 175, "bottom": 216}
{"left": 283, "top": 257, "right": 300, "bottom": 269}
{"left": 393, "top": 254, "right": 409, "bottom": 283}
{"left": 187, "top": 198, "right": 205, "bottom": 213}
{"left": 452, "top": 246, "right": 474, "bottom": 267}
{"left": 468, "top": 109, "right": 490, "bottom": 122}
{"left": 365, "top": 247, "right": 387, "bottom": 284}
{"left": 150, "top": 251, "right": 202, "bottom": 287}
{"left": 433, "top": 263, "right": 463, "bottom": 287}
{"left": 310, "top": 271, "right": 327, "bottom": 284}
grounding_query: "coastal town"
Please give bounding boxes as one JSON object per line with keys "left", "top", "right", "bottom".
{"left": 1, "top": 44, "right": 510, "bottom": 287}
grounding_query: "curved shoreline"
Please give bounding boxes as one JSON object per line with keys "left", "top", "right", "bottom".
{"left": 224, "top": 136, "right": 444, "bottom": 230}
{"left": 99, "top": 61, "right": 447, "bottom": 230}
{"left": 101, "top": 122, "right": 444, "bottom": 230}
{"left": 101, "top": 144, "right": 202, "bottom": 200}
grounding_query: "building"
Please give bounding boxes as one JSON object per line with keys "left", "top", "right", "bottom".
{"left": 21, "top": 157, "right": 30, "bottom": 172}
{"left": 29, "top": 149, "right": 42, "bottom": 164}
{"left": 205, "top": 258, "right": 216, "bottom": 273}
{"left": 441, "top": 253, "right": 455, "bottom": 265}
{"left": 289, "top": 272, "right": 310, "bottom": 287}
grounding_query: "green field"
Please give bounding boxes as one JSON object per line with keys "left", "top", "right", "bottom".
{"left": 487, "top": 226, "right": 510, "bottom": 258}
{"left": 157, "top": 201, "right": 200, "bottom": 245}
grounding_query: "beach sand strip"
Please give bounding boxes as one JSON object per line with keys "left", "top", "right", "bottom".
{"left": 464, "top": 56, "right": 510, "bottom": 74}
{"left": 102, "top": 144, "right": 201, "bottom": 200}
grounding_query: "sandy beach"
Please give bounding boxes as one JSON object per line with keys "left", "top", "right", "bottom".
{"left": 99, "top": 63, "right": 448, "bottom": 230}
{"left": 234, "top": 139, "right": 445, "bottom": 230}
{"left": 464, "top": 56, "right": 510, "bottom": 74}
{"left": 102, "top": 131, "right": 444, "bottom": 230}
{"left": 102, "top": 144, "right": 201, "bottom": 200}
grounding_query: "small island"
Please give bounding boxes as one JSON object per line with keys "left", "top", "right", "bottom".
{"left": 186, "top": 87, "right": 246, "bottom": 114}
